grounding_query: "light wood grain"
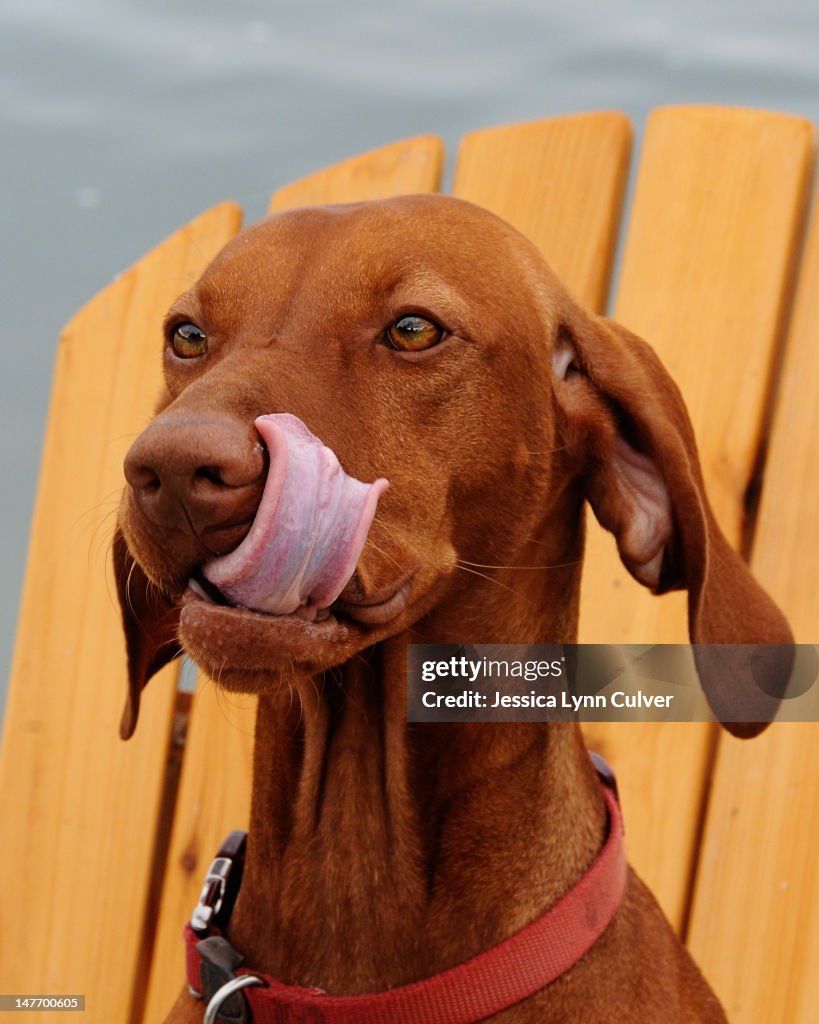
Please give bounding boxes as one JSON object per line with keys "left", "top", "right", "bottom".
{"left": 688, "top": 725, "right": 819, "bottom": 1023}
{"left": 578, "top": 107, "right": 814, "bottom": 930}
{"left": 0, "top": 203, "right": 242, "bottom": 1023}
{"left": 687, "top": 179, "right": 819, "bottom": 1023}
{"left": 453, "top": 112, "right": 632, "bottom": 309}
{"left": 269, "top": 134, "right": 443, "bottom": 212}
{"left": 144, "top": 138, "right": 443, "bottom": 1018}
{"left": 749, "top": 192, "right": 819, "bottom": 644}
{"left": 143, "top": 682, "right": 256, "bottom": 1022}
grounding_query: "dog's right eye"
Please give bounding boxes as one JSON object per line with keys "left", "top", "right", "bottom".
{"left": 385, "top": 315, "right": 445, "bottom": 352}
{"left": 171, "top": 322, "right": 208, "bottom": 359}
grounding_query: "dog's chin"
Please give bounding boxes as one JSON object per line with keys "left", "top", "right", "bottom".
{"left": 177, "top": 579, "right": 414, "bottom": 694}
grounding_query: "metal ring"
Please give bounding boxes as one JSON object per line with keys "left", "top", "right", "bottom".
{"left": 203, "top": 974, "right": 265, "bottom": 1024}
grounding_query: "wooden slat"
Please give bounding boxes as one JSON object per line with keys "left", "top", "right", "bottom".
{"left": 143, "top": 683, "right": 256, "bottom": 1022}
{"left": 144, "top": 138, "right": 443, "bottom": 1018}
{"left": 688, "top": 725, "right": 819, "bottom": 1022}
{"left": 270, "top": 134, "right": 444, "bottom": 212}
{"left": 577, "top": 107, "right": 814, "bottom": 930}
{"left": 0, "top": 203, "right": 242, "bottom": 1023}
{"left": 687, "top": 187, "right": 819, "bottom": 1023}
{"left": 748, "top": 195, "right": 819, "bottom": 645}
{"left": 453, "top": 112, "right": 632, "bottom": 309}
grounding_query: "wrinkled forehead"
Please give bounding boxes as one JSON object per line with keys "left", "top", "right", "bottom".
{"left": 189, "top": 196, "right": 544, "bottom": 322}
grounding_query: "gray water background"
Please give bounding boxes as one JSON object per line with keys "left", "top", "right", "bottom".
{"left": 2, "top": 0, "right": 818, "bottom": 717}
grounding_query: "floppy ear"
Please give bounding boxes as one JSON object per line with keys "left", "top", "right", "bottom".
{"left": 553, "top": 304, "right": 793, "bottom": 737}
{"left": 112, "top": 527, "right": 182, "bottom": 739}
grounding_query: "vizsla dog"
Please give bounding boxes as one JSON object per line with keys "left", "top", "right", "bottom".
{"left": 115, "top": 195, "right": 791, "bottom": 1023}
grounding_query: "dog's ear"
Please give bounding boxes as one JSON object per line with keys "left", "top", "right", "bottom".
{"left": 112, "top": 527, "right": 182, "bottom": 739}
{"left": 553, "top": 304, "right": 793, "bottom": 736}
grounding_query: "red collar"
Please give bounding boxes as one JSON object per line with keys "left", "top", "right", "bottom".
{"left": 185, "top": 767, "right": 625, "bottom": 1024}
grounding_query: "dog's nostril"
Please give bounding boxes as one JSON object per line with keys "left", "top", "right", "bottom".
{"left": 125, "top": 460, "right": 162, "bottom": 492}
{"left": 195, "top": 465, "right": 226, "bottom": 486}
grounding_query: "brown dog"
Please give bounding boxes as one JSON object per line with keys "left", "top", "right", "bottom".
{"left": 115, "top": 195, "right": 791, "bottom": 1022}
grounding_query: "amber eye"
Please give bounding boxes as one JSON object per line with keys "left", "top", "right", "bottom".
{"left": 386, "top": 315, "right": 445, "bottom": 352}
{"left": 171, "top": 322, "right": 208, "bottom": 358}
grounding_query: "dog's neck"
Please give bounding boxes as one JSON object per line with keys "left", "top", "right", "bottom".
{"left": 228, "top": 527, "right": 607, "bottom": 994}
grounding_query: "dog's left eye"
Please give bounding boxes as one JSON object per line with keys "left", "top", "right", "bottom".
{"left": 385, "top": 315, "right": 445, "bottom": 352}
{"left": 171, "top": 322, "right": 208, "bottom": 359}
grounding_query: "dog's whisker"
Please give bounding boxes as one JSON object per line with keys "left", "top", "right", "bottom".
{"left": 452, "top": 562, "right": 536, "bottom": 605}
{"left": 86, "top": 508, "right": 122, "bottom": 567}
{"left": 361, "top": 533, "right": 414, "bottom": 578}
{"left": 457, "top": 558, "right": 581, "bottom": 571}
{"left": 106, "top": 428, "right": 151, "bottom": 448}
{"left": 73, "top": 497, "right": 121, "bottom": 557}
{"left": 125, "top": 560, "right": 139, "bottom": 622}
{"left": 521, "top": 445, "right": 570, "bottom": 456}
{"left": 74, "top": 490, "right": 122, "bottom": 522}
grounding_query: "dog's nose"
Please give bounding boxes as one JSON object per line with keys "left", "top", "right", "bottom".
{"left": 124, "top": 412, "right": 266, "bottom": 544}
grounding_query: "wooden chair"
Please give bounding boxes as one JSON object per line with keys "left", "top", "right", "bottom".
{"left": 1, "top": 105, "right": 816, "bottom": 1023}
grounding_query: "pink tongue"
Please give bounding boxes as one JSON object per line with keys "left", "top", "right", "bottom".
{"left": 204, "top": 414, "right": 388, "bottom": 615}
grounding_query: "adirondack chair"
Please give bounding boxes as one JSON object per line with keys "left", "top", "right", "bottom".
{"left": 1, "top": 105, "right": 817, "bottom": 1024}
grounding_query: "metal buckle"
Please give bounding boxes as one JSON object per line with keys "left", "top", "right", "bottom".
{"left": 192, "top": 857, "right": 232, "bottom": 932}
{"left": 191, "top": 830, "right": 248, "bottom": 934}
{"left": 203, "top": 975, "right": 265, "bottom": 1024}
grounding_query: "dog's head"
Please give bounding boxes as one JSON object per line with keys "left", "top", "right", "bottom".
{"left": 115, "top": 194, "right": 791, "bottom": 738}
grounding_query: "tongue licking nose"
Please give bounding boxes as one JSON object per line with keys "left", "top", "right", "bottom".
{"left": 203, "top": 414, "right": 388, "bottom": 616}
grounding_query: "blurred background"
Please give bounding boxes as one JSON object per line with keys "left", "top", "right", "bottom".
{"left": 2, "top": 0, "right": 818, "bottom": 713}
